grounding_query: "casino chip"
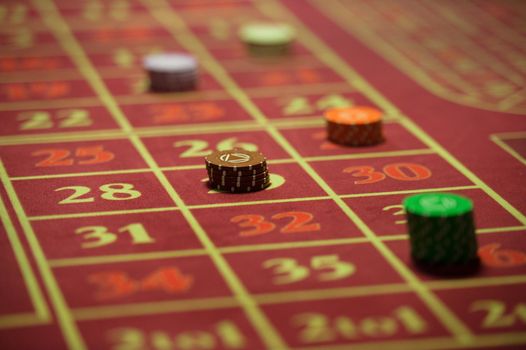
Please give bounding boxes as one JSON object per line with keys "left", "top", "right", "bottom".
{"left": 324, "top": 106, "right": 384, "bottom": 147}
{"left": 205, "top": 149, "right": 270, "bottom": 193}
{"left": 143, "top": 52, "right": 198, "bottom": 92}
{"left": 238, "top": 22, "right": 296, "bottom": 56}
{"left": 403, "top": 193, "right": 480, "bottom": 275}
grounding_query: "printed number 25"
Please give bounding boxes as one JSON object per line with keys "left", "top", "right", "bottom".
{"left": 32, "top": 145, "right": 114, "bottom": 167}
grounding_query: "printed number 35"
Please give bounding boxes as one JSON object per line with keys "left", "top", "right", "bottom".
{"left": 263, "top": 255, "right": 356, "bottom": 285}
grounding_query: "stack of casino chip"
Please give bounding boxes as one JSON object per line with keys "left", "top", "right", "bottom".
{"left": 403, "top": 193, "right": 480, "bottom": 275}
{"left": 238, "top": 22, "right": 296, "bottom": 56}
{"left": 205, "top": 149, "right": 270, "bottom": 193}
{"left": 324, "top": 106, "right": 384, "bottom": 146}
{"left": 143, "top": 52, "right": 198, "bottom": 92}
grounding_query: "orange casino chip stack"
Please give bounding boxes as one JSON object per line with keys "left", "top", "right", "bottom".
{"left": 325, "top": 106, "right": 384, "bottom": 146}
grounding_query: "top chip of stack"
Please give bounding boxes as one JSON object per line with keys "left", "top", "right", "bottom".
{"left": 143, "top": 52, "right": 198, "bottom": 92}
{"left": 205, "top": 149, "right": 270, "bottom": 193}
{"left": 325, "top": 106, "right": 384, "bottom": 147}
{"left": 238, "top": 22, "right": 295, "bottom": 56}
{"left": 404, "top": 193, "right": 479, "bottom": 275}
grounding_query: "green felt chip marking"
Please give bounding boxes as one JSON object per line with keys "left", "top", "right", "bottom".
{"left": 403, "top": 193, "right": 473, "bottom": 217}
{"left": 239, "top": 22, "right": 295, "bottom": 45}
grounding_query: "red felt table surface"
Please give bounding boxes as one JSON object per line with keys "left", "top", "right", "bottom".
{"left": 0, "top": 1, "right": 525, "bottom": 349}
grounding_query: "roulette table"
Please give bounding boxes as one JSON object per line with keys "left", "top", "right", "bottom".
{"left": 0, "top": 0, "right": 525, "bottom": 349}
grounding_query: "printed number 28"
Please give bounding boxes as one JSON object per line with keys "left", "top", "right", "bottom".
{"left": 56, "top": 183, "right": 141, "bottom": 204}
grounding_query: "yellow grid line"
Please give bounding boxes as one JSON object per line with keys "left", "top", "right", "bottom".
{"left": 10, "top": 168, "right": 153, "bottom": 181}
{"left": 48, "top": 237, "right": 372, "bottom": 268}
{"left": 490, "top": 134, "right": 526, "bottom": 166}
{"left": 0, "top": 69, "right": 83, "bottom": 83}
{"left": 490, "top": 131, "right": 526, "bottom": 140}
{"left": 28, "top": 206, "right": 179, "bottom": 221}
{"left": 49, "top": 248, "right": 207, "bottom": 268}
{"left": 187, "top": 195, "right": 330, "bottom": 210}
{"left": 428, "top": 275, "right": 526, "bottom": 290}
{"left": 294, "top": 333, "right": 526, "bottom": 350}
{"left": 0, "top": 53, "right": 325, "bottom": 80}
{"left": 255, "top": 284, "right": 411, "bottom": 304}
{"left": 220, "top": 236, "right": 371, "bottom": 253}
{"left": 381, "top": 225, "right": 526, "bottom": 238}
{"left": 0, "top": 131, "right": 128, "bottom": 146}
{"left": 0, "top": 157, "right": 84, "bottom": 348}
{"left": 245, "top": 81, "right": 352, "bottom": 97}
{"left": 477, "top": 225, "right": 526, "bottom": 234}
{"left": 340, "top": 185, "right": 480, "bottom": 198}
{"left": 0, "top": 97, "right": 102, "bottom": 111}
{"left": 72, "top": 297, "right": 239, "bottom": 321}
{"left": 115, "top": 89, "right": 228, "bottom": 103}
{"left": 0, "top": 313, "right": 49, "bottom": 329}
{"left": 133, "top": 120, "right": 262, "bottom": 137}
{"left": 305, "top": 148, "right": 434, "bottom": 162}
{"left": 0, "top": 180, "right": 50, "bottom": 322}
{"left": 0, "top": 82, "right": 353, "bottom": 112}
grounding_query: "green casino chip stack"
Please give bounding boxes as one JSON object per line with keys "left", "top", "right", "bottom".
{"left": 403, "top": 193, "right": 480, "bottom": 275}
{"left": 238, "top": 22, "right": 296, "bottom": 56}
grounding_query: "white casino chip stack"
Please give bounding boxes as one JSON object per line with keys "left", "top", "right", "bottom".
{"left": 143, "top": 52, "right": 198, "bottom": 92}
